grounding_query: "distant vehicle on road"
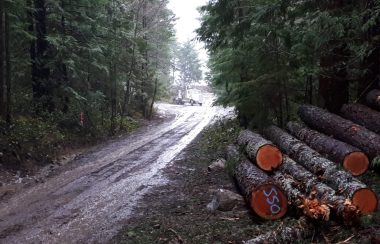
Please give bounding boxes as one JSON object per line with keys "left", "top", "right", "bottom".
{"left": 173, "top": 87, "right": 203, "bottom": 106}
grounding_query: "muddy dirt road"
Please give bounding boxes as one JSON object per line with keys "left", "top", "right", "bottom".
{"left": 0, "top": 102, "right": 230, "bottom": 243}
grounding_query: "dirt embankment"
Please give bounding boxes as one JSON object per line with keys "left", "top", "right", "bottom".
{"left": 112, "top": 119, "right": 380, "bottom": 244}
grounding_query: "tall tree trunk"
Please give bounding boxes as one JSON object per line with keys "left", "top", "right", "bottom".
{"left": 149, "top": 78, "right": 158, "bottom": 120}
{"left": 5, "top": 11, "right": 11, "bottom": 124}
{"left": 318, "top": 1, "right": 348, "bottom": 112}
{"left": 319, "top": 42, "right": 348, "bottom": 112}
{"left": 110, "top": 62, "right": 117, "bottom": 135}
{"left": 33, "top": 0, "right": 52, "bottom": 112}
{"left": 60, "top": 0, "right": 69, "bottom": 113}
{"left": 27, "top": 0, "right": 37, "bottom": 109}
{"left": 0, "top": 2, "right": 4, "bottom": 120}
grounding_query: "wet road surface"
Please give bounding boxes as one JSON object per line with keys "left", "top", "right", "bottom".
{"left": 0, "top": 103, "right": 229, "bottom": 243}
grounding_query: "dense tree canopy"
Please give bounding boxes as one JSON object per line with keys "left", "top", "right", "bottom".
{"left": 197, "top": 0, "right": 380, "bottom": 128}
{"left": 0, "top": 0, "right": 175, "bottom": 134}
{"left": 0, "top": 0, "right": 176, "bottom": 166}
{"left": 176, "top": 41, "right": 203, "bottom": 87}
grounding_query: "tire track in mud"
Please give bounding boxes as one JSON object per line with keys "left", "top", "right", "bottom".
{"left": 0, "top": 104, "right": 220, "bottom": 244}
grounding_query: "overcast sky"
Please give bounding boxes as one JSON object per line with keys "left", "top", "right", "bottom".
{"left": 168, "top": 0, "right": 209, "bottom": 73}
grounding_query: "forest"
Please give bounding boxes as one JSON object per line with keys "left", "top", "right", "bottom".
{"left": 197, "top": 0, "right": 380, "bottom": 128}
{"left": 0, "top": 0, "right": 202, "bottom": 168}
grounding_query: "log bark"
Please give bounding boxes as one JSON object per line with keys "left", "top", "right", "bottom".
{"left": 263, "top": 126, "right": 378, "bottom": 214}
{"left": 0, "top": 1, "right": 4, "bottom": 120}
{"left": 237, "top": 130, "right": 283, "bottom": 171}
{"left": 366, "top": 89, "right": 380, "bottom": 111}
{"left": 298, "top": 104, "right": 380, "bottom": 159}
{"left": 279, "top": 156, "right": 359, "bottom": 224}
{"left": 272, "top": 172, "right": 330, "bottom": 221}
{"left": 340, "top": 103, "right": 380, "bottom": 134}
{"left": 287, "top": 121, "right": 369, "bottom": 176}
{"left": 244, "top": 217, "right": 314, "bottom": 244}
{"left": 226, "top": 145, "right": 288, "bottom": 220}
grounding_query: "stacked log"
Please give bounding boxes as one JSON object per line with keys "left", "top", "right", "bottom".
{"left": 263, "top": 126, "right": 378, "bottom": 214}
{"left": 237, "top": 130, "right": 283, "bottom": 171}
{"left": 244, "top": 217, "right": 314, "bottom": 244}
{"left": 278, "top": 157, "right": 359, "bottom": 224}
{"left": 366, "top": 89, "right": 380, "bottom": 111}
{"left": 298, "top": 104, "right": 380, "bottom": 159}
{"left": 272, "top": 172, "right": 330, "bottom": 221}
{"left": 226, "top": 145, "right": 288, "bottom": 220}
{"left": 340, "top": 103, "right": 380, "bottom": 134}
{"left": 287, "top": 121, "right": 369, "bottom": 176}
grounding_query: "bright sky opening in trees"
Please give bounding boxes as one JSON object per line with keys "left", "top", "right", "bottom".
{"left": 168, "top": 0, "right": 208, "bottom": 78}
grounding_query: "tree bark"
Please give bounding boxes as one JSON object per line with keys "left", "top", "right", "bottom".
{"left": 340, "top": 103, "right": 380, "bottom": 134}
{"left": 32, "top": 0, "right": 52, "bottom": 112}
{"left": 318, "top": 1, "right": 348, "bottom": 113}
{"left": 237, "top": 130, "right": 283, "bottom": 171}
{"left": 287, "top": 121, "right": 369, "bottom": 176}
{"left": 366, "top": 89, "right": 380, "bottom": 111}
{"left": 263, "top": 126, "right": 378, "bottom": 214}
{"left": 273, "top": 172, "right": 330, "bottom": 221}
{"left": 0, "top": 2, "right": 4, "bottom": 120}
{"left": 278, "top": 156, "right": 359, "bottom": 224}
{"left": 226, "top": 145, "right": 288, "bottom": 220}
{"left": 298, "top": 104, "right": 380, "bottom": 159}
{"left": 244, "top": 217, "right": 314, "bottom": 244}
{"left": 5, "top": 11, "right": 10, "bottom": 124}
{"left": 149, "top": 78, "right": 158, "bottom": 120}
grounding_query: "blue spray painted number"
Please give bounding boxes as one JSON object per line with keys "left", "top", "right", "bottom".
{"left": 263, "top": 187, "right": 281, "bottom": 215}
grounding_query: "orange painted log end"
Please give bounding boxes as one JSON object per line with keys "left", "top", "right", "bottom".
{"left": 343, "top": 152, "right": 369, "bottom": 176}
{"left": 250, "top": 184, "right": 288, "bottom": 220}
{"left": 352, "top": 188, "right": 378, "bottom": 214}
{"left": 256, "top": 145, "right": 283, "bottom": 171}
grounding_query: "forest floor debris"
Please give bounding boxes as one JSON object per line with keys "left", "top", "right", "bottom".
{"left": 112, "top": 118, "right": 380, "bottom": 244}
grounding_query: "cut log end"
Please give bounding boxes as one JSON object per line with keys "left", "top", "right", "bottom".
{"left": 343, "top": 152, "right": 369, "bottom": 176}
{"left": 352, "top": 188, "right": 378, "bottom": 214}
{"left": 250, "top": 184, "right": 288, "bottom": 220}
{"left": 256, "top": 145, "right": 283, "bottom": 171}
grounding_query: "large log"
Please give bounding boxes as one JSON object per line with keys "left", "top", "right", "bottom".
{"left": 237, "top": 130, "right": 283, "bottom": 171}
{"left": 226, "top": 145, "right": 288, "bottom": 220}
{"left": 279, "top": 156, "right": 359, "bottom": 224}
{"left": 366, "top": 89, "right": 380, "bottom": 111}
{"left": 244, "top": 217, "right": 314, "bottom": 244}
{"left": 287, "top": 121, "right": 369, "bottom": 176}
{"left": 263, "top": 126, "right": 378, "bottom": 214}
{"left": 298, "top": 104, "right": 380, "bottom": 159}
{"left": 340, "top": 103, "right": 380, "bottom": 134}
{"left": 272, "top": 172, "right": 330, "bottom": 221}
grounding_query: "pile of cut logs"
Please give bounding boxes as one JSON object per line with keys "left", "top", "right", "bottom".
{"left": 227, "top": 94, "right": 380, "bottom": 242}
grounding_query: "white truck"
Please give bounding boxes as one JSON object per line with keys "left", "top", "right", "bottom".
{"left": 173, "top": 87, "right": 203, "bottom": 106}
